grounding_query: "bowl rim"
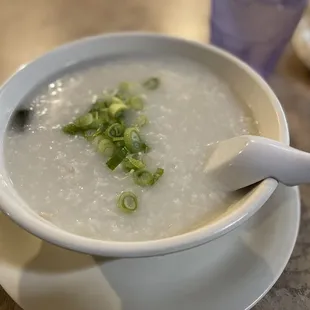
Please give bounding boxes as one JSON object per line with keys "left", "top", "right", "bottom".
{"left": 0, "top": 32, "right": 289, "bottom": 257}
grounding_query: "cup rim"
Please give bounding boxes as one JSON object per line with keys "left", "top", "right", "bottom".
{"left": 0, "top": 32, "right": 289, "bottom": 257}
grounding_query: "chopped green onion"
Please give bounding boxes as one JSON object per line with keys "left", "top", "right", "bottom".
{"left": 117, "top": 191, "right": 138, "bottom": 212}
{"left": 91, "top": 125, "right": 108, "bottom": 139}
{"left": 83, "top": 129, "right": 97, "bottom": 141}
{"left": 98, "top": 109, "right": 110, "bottom": 123}
{"left": 124, "top": 127, "right": 145, "bottom": 153}
{"left": 133, "top": 169, "right": 154, "bottom": 187}
{"left": 108, "top": 98, "right": 128, "bottom": 118}
{"left": 106, "top": 147, "right": 128, "bottom": 170}
{"left": 74, "top": 113, "right": 94, "bottom": 129}
{"left": 90, "top": 120, "right": 102, "bottom": 130}
{"left": 133, "top": 115, "right": 148, "bottom": 128}
{"left": 128, "top": 96, "right": 144, "bottom": 110}
{"left": 122, "top": 156, "right": 145, "bottom": 172}
{"left": 119, "top": 82, "right": 131, "bottom": 92}
{"left": 115, "top": 141, "right": 125, "bottom": 148}
{"left": 152, "top": 168, "right": 164, "bottom": 184}
{"left": 98, "top": 139, "right": 115, "bottom": 156}
{"left": 62, "top": 79, "right": 164, "bottom": 212}
{"left": 86, "top": 111, "right": 103, "bottom": 129}
{"left": 62, "top": 123, "right": 80, "bottom": 135}
{"left": 142, "top": 77, "right": 160, "bottom": 90}
{"left": 105, "top": 123, "right": 125, "bottom": 138}
{"left": 112, "top": 137, "right": 124, "bottom": 142}
{"left": 92, "top": 111, "right": 99, "bottom": 119}
{"left": 92, "top": 135, "right": 105, "bottom": 148}
{"left": 122, "top": 160, "right": 133, "bottom": 173}
{"left": 90, "top": 98, "right": 107, "bottom": 112}
{"left": 116, "top": 82, "right": 132, "bottom": 100}
{"left": 116, "top": 117, "right": 126, "bottom": 128}
{"left": 142, "top": 142, "right": 151, "bottom": 153}
{"left": 98, "top": 94, "right": 113, "bottom": 108}
{"left": 128, "top": 157, "right": 145, "bottom": 170}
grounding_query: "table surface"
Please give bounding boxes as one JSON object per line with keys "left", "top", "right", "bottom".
{"left": 1, "top": 0, "right": 310, "bottom": 309}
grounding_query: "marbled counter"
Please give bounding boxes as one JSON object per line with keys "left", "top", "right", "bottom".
{"left": 1, "top": 0, "right": 310, "bottom": 309}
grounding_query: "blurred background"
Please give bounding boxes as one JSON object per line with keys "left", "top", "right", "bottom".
{"left": 1, "top": 0, "right": 310, "bottom": 309}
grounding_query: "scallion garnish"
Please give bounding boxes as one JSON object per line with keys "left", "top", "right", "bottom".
{"left": 133, "top": 115, "right": 148, "bottom": 128}
{"left": 115, "top": 141, "right": 125, "bottom": 148}
{"left": 117, "top": 191, "right": 138, "bottom": 212}
{"left": 97, "top": 109, "right": 110, "bottom": 125}
{"left": 62, "top": 123, "right": 80, "bottom": 135}
{"left": 141, "top": 142, "right": 151, "bottom": 153}
{"left": 118, "top": 81, "right": 131, "bottom": 93}
{"left": 90, "top": 98, "right": 107, "bottom": 112}
{"left": 92, "top": 135, "right": 105, "bottom": 148}
{"left": 128, "top": 96, "right": 144, "bottom": 110}
{"left": 133, "top": 167, "right": 164, "bottom": 186}
{"left": 88, "top": 111, "right": 104, "bottom": 129}
{"left": 106, "top": 147, "right": 128, "bottom": 170}
{"left": 91, "top": 125, "right": 107, "bottom": 139}
{"left": 105, "top": 123, "right": 125, "bottom": 139}
{"left": 108, "top": 98, "right": 128, "bottom": 118}
{"left": 62, "top": 77, "right": 164, "bottom": 213}
{"left": 116, "top": 82, "right": 132, "bottom": 101}
{"left": 74, "top": 113, "right": 94, "bottom": 129}
{"left": 83, "top": 129, "right": 97, "bottom": 141}
{"left": 152, "top": 168, "right": 164, "bottom": 184}
{"left": 133, "top": 169, "right": 154, "bottom": 186}
{"left": 124, "top": 128, "right": 144, "bottom": 153}
{"left": 112, "top": 137, "right": 124, "bottom": 142}
{"left": 122, "top": 156, "right": 145, "bottom": 172}
{"left": 98, "top": 139, "right": 115, "bottom": 157}
{"left": 142, "top": 77, "right": 160, "bottom": 90}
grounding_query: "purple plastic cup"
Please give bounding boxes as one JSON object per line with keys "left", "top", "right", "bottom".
{"left": 210, "top": 0, "right": 307, "bottom": 77}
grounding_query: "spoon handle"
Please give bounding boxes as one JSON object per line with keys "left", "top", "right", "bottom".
{"left": 266, "top": 143, "right": 310, "bottom": 186}
{"left": 205, "top": 135, "right": 310, "bottom": 191}
{"left": 241, "top": 137, "right": 310, "bottom": 186}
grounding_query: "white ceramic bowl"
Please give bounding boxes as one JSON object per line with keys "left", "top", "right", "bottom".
{"left": 0, "top": 33, "right": 289, "bottom": 257}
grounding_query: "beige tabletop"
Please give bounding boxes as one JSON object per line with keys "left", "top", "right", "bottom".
{"left": 1, "top": 0, "right": 310, "bottom": 309}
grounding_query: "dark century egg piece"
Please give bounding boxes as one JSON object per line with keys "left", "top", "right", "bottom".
{"left": 10, "top": 108, "right": 33, "bottom": 132}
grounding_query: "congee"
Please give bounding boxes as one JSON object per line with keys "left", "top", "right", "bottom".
{"left": 5, "top": 56, "right": 258, "bottom": 241}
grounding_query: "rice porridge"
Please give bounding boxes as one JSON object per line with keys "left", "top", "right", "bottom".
{"left": 4, "top": 56, "right": 258, "bottom": 241}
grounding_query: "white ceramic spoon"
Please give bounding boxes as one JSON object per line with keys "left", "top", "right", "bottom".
{"left": 204, "top": 135, "right": 310, "bottom": 191}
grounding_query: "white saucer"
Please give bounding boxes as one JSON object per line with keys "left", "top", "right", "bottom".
{"left": 0, "top": 185, "right": 300, "bottom": 310}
